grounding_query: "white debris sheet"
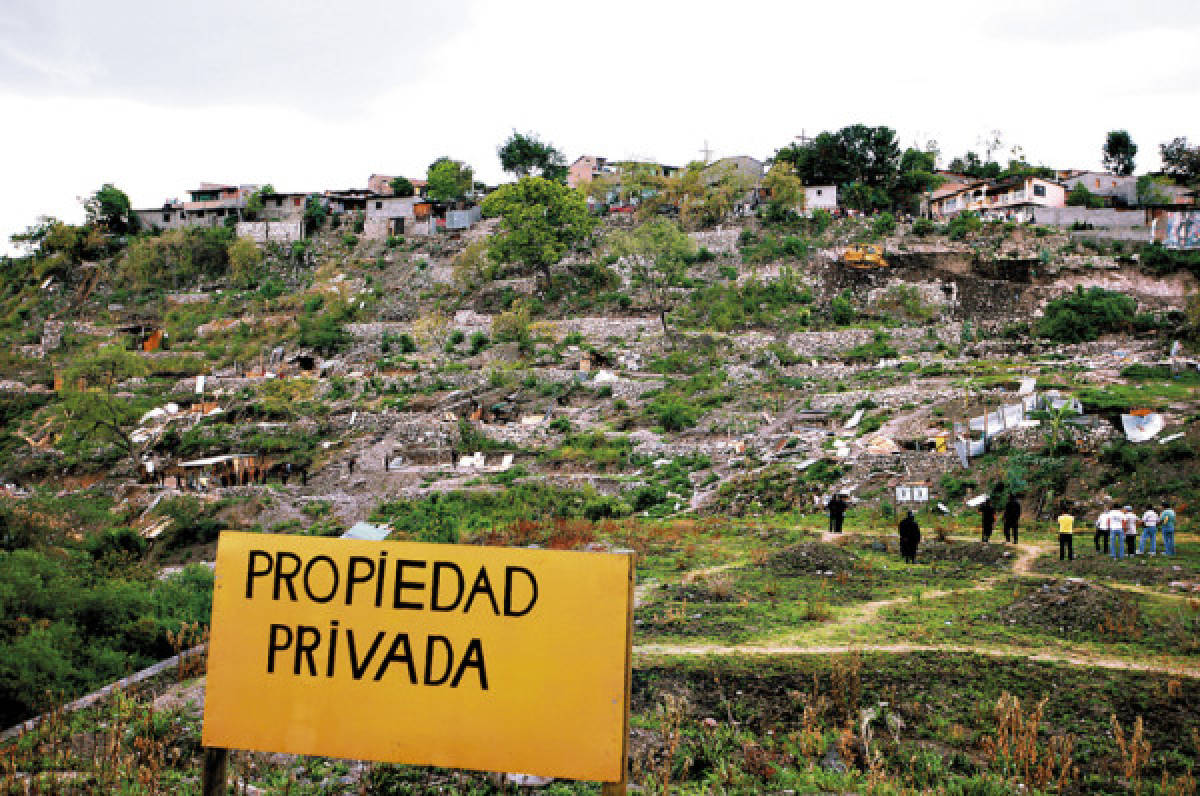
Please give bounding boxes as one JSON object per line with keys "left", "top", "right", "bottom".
{"left": 1121, "top": 413, "right": 1165, "bottom": 442}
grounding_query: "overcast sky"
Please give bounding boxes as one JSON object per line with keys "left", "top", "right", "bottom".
{"left": 2, "top": 0, "right": 1198, "bottom": 253}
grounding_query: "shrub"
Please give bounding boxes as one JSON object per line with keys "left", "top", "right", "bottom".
{"left": 911, "top": 217, "right": 935, "bottom": 236}
{"left": 467, "top": 331, "right": 490, "bottom": 355}
{"left": 1036, "top": 286, "right": 1137, "bottom": 343}
{"left": 647, "top": 395, "right": 701, "bottom": 431}
{"left": 1140, "top": 243, "right": 1200, "bottom": 277}
{"left": 946, "top": 212, "right": 982, "bottom": 241}
{"left": 493, "top": 300, "right": 532, "bottom": 349}
{"left": 830, "top": 291, "right": 856, "bottom": 325}
{"left": 844, "top": 331, "right": 898, "bottom": 362}
{"left": 871, "top": 212, "right": 896, "bottom": 237}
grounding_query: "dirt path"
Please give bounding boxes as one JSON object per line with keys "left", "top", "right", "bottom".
{"left": 634, "top": 641, "right": 1200, "bottom": 678}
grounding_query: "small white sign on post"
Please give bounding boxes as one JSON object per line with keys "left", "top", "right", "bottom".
{"left": 896, "top": 484, "right": 929, "bottom": 503}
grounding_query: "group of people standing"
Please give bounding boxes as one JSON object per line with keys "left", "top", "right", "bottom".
{"left": 824, "top": 493, "right": 932, "bottom": 564}
{"left": 976, "top": 497, "right": 1022, "bottom": 544}
{"left": 1034, "top": 501, "right": 1177, "bottom": 562}
{"left": 1090, "top": 502, "right": 1177, "bottom": 559}
{"left": 824, "top": 490, "right": 1181, "bottom": 566}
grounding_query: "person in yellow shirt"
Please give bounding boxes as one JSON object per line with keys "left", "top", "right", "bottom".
{"left": 1057, "top": 506, "right": 1075, "bottom": 561}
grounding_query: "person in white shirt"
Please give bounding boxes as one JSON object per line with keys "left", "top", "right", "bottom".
{"left": 1094, "top": 507, "right": 1113, "bottom": 555}
{"left": 1122, "top": 506, "right": 1138, "bottom": 557}
{"left": 1107, "top": 503, "right": 1125, "bottom": 560}
{"left": 1140, "top": 507, "right": 1160, "bottom": 555}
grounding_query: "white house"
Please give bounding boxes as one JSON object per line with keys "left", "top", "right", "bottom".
{"left": 803, "top": 185, "right": 837, "bottom": 213}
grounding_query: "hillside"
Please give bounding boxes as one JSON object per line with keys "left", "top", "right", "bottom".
{"left": 2, "top": 205, "right": 1199, "bottom": 794}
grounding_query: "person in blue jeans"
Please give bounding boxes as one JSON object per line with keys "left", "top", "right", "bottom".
{"left": 1161, "top": 501, "right": 1177, "bottom": 557}
{"left": 1107, "top": 502, "right": 1125, "bottom": 560}
{"left": 1140, "top": 506, "right": 1159, "bottom": 555}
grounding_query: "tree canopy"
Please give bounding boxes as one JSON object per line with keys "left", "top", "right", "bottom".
{"left": 1160, "top": 137, "right": 1200, "bottom": 184}
{"left": 774, "top": 125, "right": 901, "bottom": 188}
{"left": 243, "top": 184, "right": 276, "bottom": 221}
{"left": 497, "top": 130, "right": 568, "bottom": 182}
{"left": 426, "top": 157, "right": 473, "bottom": 201}
{"left": 1066, "top": 183, "right": 1106, "bottom": 208}
{"left": 947, "top": 151, "right": 1002, "bottom": 179}
{"left": 389, "top": 176, "right": 416, "bottom": 197}
{"left": 1102, "top": 130, "right": 1137, "bottom": 176}
{"left": 83, "top": 184, "right": 138, "bottom": 235}
{"left": 480, "top": 177, "right": 596, "bottom": 287}
{"left": 606, "top": 219, "right": 696, "bottom": 337}
{"left": 774, "top": 127, "right": 940, "bottom": 213}
{"left": 61, "top": 346, "right": 150, "bottom": 469}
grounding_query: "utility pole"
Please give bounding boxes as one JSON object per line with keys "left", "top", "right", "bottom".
{"left": 699, "top": 140, "right": 713, "bottom": 163}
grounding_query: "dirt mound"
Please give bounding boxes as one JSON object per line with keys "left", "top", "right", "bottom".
{"left": 659, "top": 580, "right": 738, "bottom": 603}
{"left": 766, "top": 543, "right": 857, "bottom": 575}
{"left": 916, "top": 540, "right": 1012, "bottom": 566}
{"left": 995, "top": 579, "right": 1141, "bottom": 639}
{"left": 1034, "top": 554, "right": 1200, "bottom": 588}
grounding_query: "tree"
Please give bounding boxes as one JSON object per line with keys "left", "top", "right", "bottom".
{"left": 426, "top": 157, "right": 473, "bottom": 201}
{"left": 1136, "top": 175, "right": 1173, "bottom": 206}
{"left": 892, "top": 148, "right": 943, "bottom": 214}
{"left": 774, "top": 125, "right": 901, "bottom": 189}
{"left": 1066, "top": 183, "right": 1105, "bottom": 208}
{"left": 497, "top": 130, "right": 568, "bottom": 182}
{"left": 842, "top": 181, "right": 889, "bottom": 214}
{"left": 481, "top": 177, "right": 596, "bottom": 288}
{"left": 651, "top": 162, "right": 752, "bottom": 230}
{"left": 947, "top": 151, "right": 1001, "bottom": 179}
{"left": 1160, "top": 137, "right": 1200, "bottom": 184}
{"left": 83, "top": 184, "right": 138, "bottom": 234}
{"left": 606, "top": 219, "right": 696, "bottom": 339}
{"left": 61, "top": 346, "right": 150, "bottom": 470}
{"left": 762, "top": 162, "right": 805, "bottom": 221}
{"left": 1102, "top": 130, "right": 1137, "bottom": 176}
{"left": 227, "top": 237, "right": 264, "bottom": 287}
{"left": 389, "top": 177, "right": 415, "bottom": 197}
{"left": 243, "top": 184, "right": 276, "bottom": 221}
{"left": 302, "top": 194, "right": 327, "bottom": 234}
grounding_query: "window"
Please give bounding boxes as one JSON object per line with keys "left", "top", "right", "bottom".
{"left": 1033, "top": 184, "right": 1046, "bottom": 198}
{"left": 276, "top": 198, "right": 283, "bottom": 207}
{"left": 294, "top": 197, "right": 302, "bottom": 207}
{"left": 162, "top": 213, "right": 170, "bottom": 223}
{"left": 376, "top": 201, "right": 383, "bottom": 209}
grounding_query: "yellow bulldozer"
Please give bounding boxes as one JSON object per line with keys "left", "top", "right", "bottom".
{"left": 841, "top": 243, "right": 888, "bottom": 270}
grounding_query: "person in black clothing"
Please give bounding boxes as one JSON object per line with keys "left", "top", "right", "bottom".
{"left": 979, "top": 497, "right": 996, "bottom": 543}
{"left": 827, "top": 493, "right": 848, "bottom": 534}
{"left": 1003, "top": 496, "right": 1021, "bottom": 544}
{"left": 898, "top": 510, "right": 921, "bottom": 563}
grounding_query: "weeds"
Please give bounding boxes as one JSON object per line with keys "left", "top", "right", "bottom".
{"left": 1114, "top": 713, "right": 1152, "bottom": 793}
{"left": 981, "top": 692, "right": 1075, "bottom": 791}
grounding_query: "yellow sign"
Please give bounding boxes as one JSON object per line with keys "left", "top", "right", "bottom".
{"left": 203, "top": 532, "right": 634, "bottom": 782}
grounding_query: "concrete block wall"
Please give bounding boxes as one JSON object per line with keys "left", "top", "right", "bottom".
{"left": 235, "top": 221, "right": 304, "bottom": 244}
{"left": 1032, "top": 207, "right": 1146, "bottom": 230}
